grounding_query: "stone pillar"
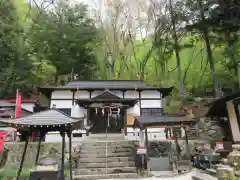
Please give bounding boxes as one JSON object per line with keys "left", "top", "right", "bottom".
{"left": 139, "top": 130, "right": 145, "bottom": 147}
{"left": 216, "top": 164, "right": 234, "bottom": 180}
{"left": 228, "top": 144, "right": 240, "bottom": 168}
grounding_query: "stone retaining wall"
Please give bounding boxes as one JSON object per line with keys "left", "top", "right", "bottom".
{"left": 1, "top": 140, "right": 209, "bottom": 168}
{"left": 4, "top": 142, "right": 62, "bottom": 167}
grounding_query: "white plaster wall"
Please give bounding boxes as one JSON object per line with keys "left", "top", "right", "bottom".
{"left": 141, "top": 91, "right": 160, "bottom": 99}
{"left": 22, "top": 103, "right": 35, "bottom": 112}
{"left": 50, "top": 100, "right": 72, "bottom": 108}
{"left": 141, "top": 100, "right": 162, "bottom": 108}
{"left": 45, "top": 130, "right": 86, "bottom": 143}
{"left": 124, "top": 90, "right": 139, "bottom": 99}
{"left": 75, "top": 90, "right": 90, "bottom": 99}
{"left": 51, "top": 90, "right": 73, "bottom": 99}
{"left": 126, "top": 127, "right": 166, "bottom": 141}
{"left": 11, "top": 103, "right": 35, "bottom": 112}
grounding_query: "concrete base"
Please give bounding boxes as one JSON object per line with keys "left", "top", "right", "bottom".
{"left": 75, "top": 167, "right": 136, "bottom": 175}
{"left": 78, "top": 161, "right": 135, "bottom": 168}
{"left": 73, "top": 173, "right": 139, "bottom": 180}
{"left": 79, "top": 157, "right": 134, "bottom": 163}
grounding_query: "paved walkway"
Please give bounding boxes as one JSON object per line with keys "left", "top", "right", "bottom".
{"left": 100, "top": 169, "right": 217, "bottom": 180}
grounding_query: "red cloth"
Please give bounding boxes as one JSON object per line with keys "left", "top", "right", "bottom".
{"left": 15, "top": 92, "right": 22, "bottom": 118}
{"left": 0, "top": 131, "right": 8, "bottom": 152}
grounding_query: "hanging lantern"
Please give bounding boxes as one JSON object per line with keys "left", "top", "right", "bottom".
{"left": 102, "top": 108, "right": 105, "bottom": 116}
{"left": 126, "top": 103, "right": 140, "bottom": 126}
{"left": 71, "top": 104, "right": 85, "bottom": 118}
{"left": 109, "top": 108, "right": 112, "bottom": 116}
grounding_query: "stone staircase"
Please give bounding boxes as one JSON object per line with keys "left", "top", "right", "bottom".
{"left": 73, "top": 134, "right": 139, "bottom": 180}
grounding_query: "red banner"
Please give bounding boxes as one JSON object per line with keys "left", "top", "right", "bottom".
{"left": 0, "top": 131, "right": 8, "bottom": 152}
{"left": 15, "top": 91, "right": 22, "bottom": 118}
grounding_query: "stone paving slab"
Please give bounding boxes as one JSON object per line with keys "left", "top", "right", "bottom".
{"left": 99, "top": 169, "right": 218, "bottom": 180}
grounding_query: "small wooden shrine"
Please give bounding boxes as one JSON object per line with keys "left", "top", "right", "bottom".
{"left": 132, "top": 115, "right": 196, "bottom": 172}
{"left": 0, "top": 108, "right": 84, "bottom": 180}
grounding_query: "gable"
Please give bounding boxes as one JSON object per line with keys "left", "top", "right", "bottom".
{"left": 92, "top": 91, "right": 122, "bottom": 100}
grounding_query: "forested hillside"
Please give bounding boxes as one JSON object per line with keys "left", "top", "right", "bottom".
{"left": 0, "top": 0, "right": 239, "bottom": 100}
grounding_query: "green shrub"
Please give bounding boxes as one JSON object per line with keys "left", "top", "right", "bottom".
{"left": 224, "top": 172, "right": 238, "bottom": 180}
{"left": 0, "top": 168, "right": 31, "bottom": 180}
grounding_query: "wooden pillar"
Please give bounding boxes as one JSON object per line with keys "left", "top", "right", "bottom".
{"left": 86, "top": 108, "right": 90, "bottom": 136}
{"left": 60, "top": 127, "right": 66, "bottom": 180}
{"left": 67, "top": 128, "right": 73, "bottom": 180}
{"left": 144, "top": 128, "right": 150, "bottom": 175}
{"left": 184, "top": 127, "right": 191, "bottom": 170}
{"left": 35, "top": 131, "right": 43, "bottom": 165}
{"left": 16, "top": 133, "right": 29, "bottom": 180}
{"left": 173, "top": 128, "right": 181, "bottom": 161}
{"left": 124, "top": 108, "right": 127, "bottom": 136}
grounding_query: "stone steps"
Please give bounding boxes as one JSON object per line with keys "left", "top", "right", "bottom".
{"left": 78, "top": 161, "right": 135, "bottom": 168}
{"left": 73, "top": 173, "right": 139, "bottom": 180}
{"left": 80, "top": 141, "right": 135, "bottom": 147}
{"left": 80, "top": 151, "right": 133, "bottom": 158}
{"left": 74, "top": 134, "right": 138, "bottom": 179}
{"left": 79, "top": 156, "right": 134, "bottom": 163}
{"left": 80, "top": 148, "right": 133, "bottom": 154}
{"left": 80, "top": 144, "right": 134, "bottom": 150}
{"left": 74, "top": 167, "right": 136, "bottom": 175}
{"left": 87, "top": 134, "right": 125, "bottom": 141}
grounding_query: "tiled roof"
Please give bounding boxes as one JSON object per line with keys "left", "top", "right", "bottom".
{"left": 64, "top": 80, "right": 149, "bottom": 88}
{"left": 0, "top": 108, "right": 84, "bottom": 127}
{"left": 0, "top": 101, "right": 14, "bottom": 107}
{"left": 133, "top": 115, "right": 196, "bottom": 128}
{"left": 37, "top": 81, "right": 174, "bottom": 98}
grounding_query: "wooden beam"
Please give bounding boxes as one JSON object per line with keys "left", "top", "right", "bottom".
{"left": 16, "top": 133, "right": 29, "bottom": 180}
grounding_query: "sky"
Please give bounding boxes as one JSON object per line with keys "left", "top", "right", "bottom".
{"left": 27, "top": 0, "right": 156, "bottom": 39}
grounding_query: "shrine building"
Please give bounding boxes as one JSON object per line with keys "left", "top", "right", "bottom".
{"left": 38, "top": 80, "right": 173, "bottom": 141}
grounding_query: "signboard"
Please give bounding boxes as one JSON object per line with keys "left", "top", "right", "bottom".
{"left": 136, "top": 146, "right": 147, "bottom": 154}
{"left": 215, "top": 142, "right": 223, "bottom": 150}
{"left": 204, "top": 155, "right": 208, "bottom": 161}
{"left": 204, "top": 144, "right": 210, "bottom": 150}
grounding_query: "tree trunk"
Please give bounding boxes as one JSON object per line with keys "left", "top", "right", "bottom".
{"left": 169, "top": 0, "right": 186, "bottom": 97}
{"left": 198, "top": 0, "right": 219, "bottom": 97}
{"left": 54, "top": 75, "right": 59, "bottom": 86}
{"left": 224, "top": 32, "right": 240, "bottom": 87}
{"left": 219, "top": 0, "right": 240, "bottom": 89}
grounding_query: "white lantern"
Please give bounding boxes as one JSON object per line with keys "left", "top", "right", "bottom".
{"left": 71, "top": 104, "right": 85, "bottom": 118}
{"left": 127, "top": 102, "right": 140, "bottom": 116}
{"left": 102, "top": 108, "right": 105, "bottom": 116}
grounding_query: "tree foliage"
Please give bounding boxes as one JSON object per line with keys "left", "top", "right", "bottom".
{"left": 0, "top": 0, "right": 240, "bottom": 99}
{"left": 29, "top": 0, "right": 98, "bottom": 85}
{"left": 0, "top": 0, "right": 33, "bottom": 97}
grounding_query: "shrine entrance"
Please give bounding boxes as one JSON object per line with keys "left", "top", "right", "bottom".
{"left": 76, "top": 90, "right": 138, "bottom": 135}
{"left": 89, "top": 107, "right": 124, "bottom": 134}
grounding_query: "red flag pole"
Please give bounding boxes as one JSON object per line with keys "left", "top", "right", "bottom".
{"left": 15, "top": 89, "right": 22, "bottom": 118}
{"left": 15, "top": 89, "right": 18, "bottom": 118}
{"left": 14, "top": 89, "right": 22, "bottom": 141}
{"left": 0, "top": 131, "right": 8, "bottom": 152}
